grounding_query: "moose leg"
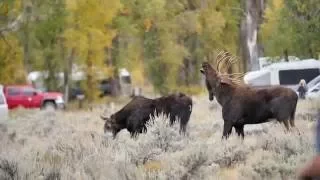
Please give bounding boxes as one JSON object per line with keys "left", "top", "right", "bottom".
{"left": 289, "top": 115, "right": 301, "bottom": 135}
{"left": 142, "top": 125, "right": 147, "bottom": 133}
{"left": 179, "top": 124, "right": 187, "bottom": 135}
{"left": 270, "top": 97, "right": 290, "bottom": 133}
{"left": 179, "top": 112, "right": 190, "bottom": 135}
{"left": 289, "top": 99, "right": 301, "bottom": 135}
{"left": 235, "top": 124, "right": 245, "bottom": 139}
{"left": 222, "top": 104, "right": 242, "bottom": 140}
{"left": 222, "top": 122, "right": 233, "bottom": 140}
{"left": 130, "top": 131, "right": 137, "bottom": 138}
{"left": 281, "top": 119, "right": 290, "bottom": 133}
{"left": 289, "top": 118, "right": 301, "bottom": 135}
{"left": 169, "top": 114, "right": 175, "bottom": 126}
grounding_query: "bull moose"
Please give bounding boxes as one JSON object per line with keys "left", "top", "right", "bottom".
{"left": 200, "top": 50, "right": 299, "bottom": 139}
{"left": 100, "top": 93, "right": 193, "bottom": 138}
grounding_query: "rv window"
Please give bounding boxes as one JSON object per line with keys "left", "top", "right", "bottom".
{"left": 121, "top": 76, "right": 131, "bottom": 84}
{"left": 279, "top": 68, "right": 320, "bottom": 85}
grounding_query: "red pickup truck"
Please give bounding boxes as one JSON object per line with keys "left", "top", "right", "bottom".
{"left": 2, "top": 85, "right": 65, "bottom": 110}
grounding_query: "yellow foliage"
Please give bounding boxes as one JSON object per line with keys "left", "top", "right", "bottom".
{"left": 198, "top": 9, "right": 226, "bottom": 35}
{"left": 125, "top": 40, "right": 145, "bottom": 86}
{"left": 120, "top": 7, "right": 130, "bottom": 16}
{"left": 144, "top": 18, "right": 152, "bottom": 32}
{"left": 261, "top": 0, "right": 284, "bottom": 40}
{"left": 0, "top": 36, "right": 25, "bottom": 84}
{"left": 0, "top": 3, "right": 9, "bottom": 15}
{"left": 130, "top": 63, "right": 145, "bottom": 86}
{"left": 64, "top": 0, "right": 121, "bottom": 102}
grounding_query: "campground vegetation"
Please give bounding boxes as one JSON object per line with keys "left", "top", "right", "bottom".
{"left": 0, "top": 0, "right": 319, "bottom": 101}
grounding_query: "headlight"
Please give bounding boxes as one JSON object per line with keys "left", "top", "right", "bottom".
{"left": 55, "top": 96, "right": 64, "bottom": 103}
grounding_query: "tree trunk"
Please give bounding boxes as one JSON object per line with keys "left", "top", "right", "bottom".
{"left": 308, "top": 47, "right": 314, "bottom": 59}
{"left": 21, "top": 1, "right": 32, "bottom": 76}
{"left": 183, "top": 58, "right": 190, "bottom": 86}
{"left": 45, "top": 55, "right": 57, "bottom": 91}
{"left": 239, "top": 0, "right": 265, "bottom": 71}
{"left": 22, "top": 25, "right": 31, "bottom": 74}
{"left": 86, "top": 33, "right": 94, "bottom": 103}
{"left": 63, "top": 48, "right": 75, "bottom": 103}
{"left": 284, "top": 49, "right": 289, "bottom": 62}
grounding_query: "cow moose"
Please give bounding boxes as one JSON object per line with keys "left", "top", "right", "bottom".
{"left": 200, "top": 50, "right": 299, "bottom": 140}
{"left": 100, "top": 93, "right": 193, "bottom": 138}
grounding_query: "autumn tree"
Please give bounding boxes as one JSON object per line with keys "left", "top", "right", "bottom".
{"left": 64, "top": 0, "right": 121, "bottom": 102}
{"left": 111, "top": 0, "right": 242, "bottom": 95}
{"left": 0, "top": 0, "right": 25, "bottom": 83}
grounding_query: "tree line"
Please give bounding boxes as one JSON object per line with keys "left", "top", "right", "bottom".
{"left": 0, "top": 0, "right": 319, "bottom": 102}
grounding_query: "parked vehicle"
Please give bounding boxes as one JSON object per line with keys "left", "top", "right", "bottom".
{"left": 306, "top": 75, "right": 320, "bottom": 90}
{"left": 27, "top": 67, "right": 133, "bottom": 100}
{"left": 304, "top": 82, "right": 320, "bottom": 99}
{"left": 3, "top": 85, "right": 65, "bottom": 110}
{"left": 258, "top": 56, "right": 300, "bottom": 69}
{"left": 244, "top": 59, "right": 320, "bottom": 90}
{"left": 0, "top": 85, "right": 8, "bottom": 120}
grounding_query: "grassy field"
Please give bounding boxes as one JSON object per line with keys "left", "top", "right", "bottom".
{"left": 0, "top": 96, "right": 319, "bottom": 180}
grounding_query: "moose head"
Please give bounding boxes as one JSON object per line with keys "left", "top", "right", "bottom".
{"left": 200, "top": 50, "right": 244, "bottom": 101}
{"left": 100, "top": 113, "right": 120, "bottom": 138}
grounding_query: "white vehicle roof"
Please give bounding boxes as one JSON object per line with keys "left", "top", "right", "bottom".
{"left": 243, "top": 69, "right": 269, "bottom": 84}
{"left": 264, "top": 59, "right": 320, "bottom": 71}
{"left": 27, "top": 71, "right": 43, "bottom": 81}
{"left": 119, "top": 68, "right": 130, "bottom": 76}
{"left": 244, "top": 59, "right": 320, "bottom": 84}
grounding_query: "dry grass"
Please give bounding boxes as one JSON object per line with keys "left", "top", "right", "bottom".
{"left": 0, "top": 96, "right": 318, "bottom": 180}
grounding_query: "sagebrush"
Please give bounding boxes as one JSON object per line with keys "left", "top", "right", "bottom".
{"left": 0, "top": 97, "right": 318, "bottom": 180}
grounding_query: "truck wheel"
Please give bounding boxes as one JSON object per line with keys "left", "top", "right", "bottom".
{"left": 42, "top": 101, "right": 56, "bottom": 111}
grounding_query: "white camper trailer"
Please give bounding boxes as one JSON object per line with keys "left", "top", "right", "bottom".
{"left": 244, "top": 59, "right": 320, "bottom": 90}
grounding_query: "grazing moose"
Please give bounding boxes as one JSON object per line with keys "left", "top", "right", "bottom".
{"left": 200, "top": 50, "right": 299, "bottom": 139}
{"left": 100, "top": 93, "right": 193, "bottom": 138}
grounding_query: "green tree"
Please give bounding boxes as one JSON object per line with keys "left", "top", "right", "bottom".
{"left": 261, "top": 0, "right": 320, "bottom": 59}
{"left": 31, "top": 0, "right": 67, "bottom": 91}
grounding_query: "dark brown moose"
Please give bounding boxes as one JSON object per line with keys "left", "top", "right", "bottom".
{"left": 200, "top": 50, "right": 299, "bottom": 139}
{"left": 100, "top": 93, "right": 193, "bottom": 138}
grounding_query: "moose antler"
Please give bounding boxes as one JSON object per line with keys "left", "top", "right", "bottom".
{"left": 216, "top": 50, "right": 230, "bottom": 72}
{"left": 214, "top": 49, "right": 245, "bottom": 85}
